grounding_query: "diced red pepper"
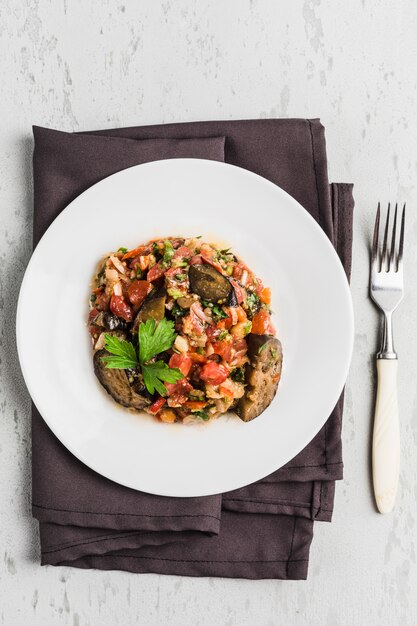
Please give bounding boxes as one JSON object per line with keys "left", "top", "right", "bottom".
{"left": 199, "top": 362, "right": 229, "bottom": 386}
{"left": 184, "top": 400, "right": 208, "bottom": 410}
{"left": 127, "top": 280, "right": 152, "bottom": 306}
{"left": 122, "top": 245, "right": 152, "bottom": 260}
{"left": 148, "top": 397, "right": 167, "bottom": 415}
{"left": 110, "top": 294, "right": 133, "bottom": 322}
{"left": 190, "top": 255, "right": 203, "bottom": 265}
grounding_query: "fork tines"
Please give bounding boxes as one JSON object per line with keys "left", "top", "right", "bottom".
{"left": 372, "top": 202, "right": 405, "bottom": 273}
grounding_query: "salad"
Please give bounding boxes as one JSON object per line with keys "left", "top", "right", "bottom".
{"left": 88, "top": 237, "right": 282, "bottom": 424}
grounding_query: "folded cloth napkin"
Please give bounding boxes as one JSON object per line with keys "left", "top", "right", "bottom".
{"left": 31, "top": 119, "right": 354, "bottom": 580}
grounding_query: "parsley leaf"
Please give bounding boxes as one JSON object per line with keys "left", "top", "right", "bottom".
{"left": 101, "top": 319, "right": 183, "bottom": 398}
{"left": 138, "top": 318, "right": 177, "bottom": 364}
{"left": 141, "top": 361, "right": 183, "bottom": 396}
{"left": 101, "top": 334, "right": 139, "bottom": 369}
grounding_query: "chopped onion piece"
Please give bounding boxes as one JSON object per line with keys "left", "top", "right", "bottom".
{"left": 174, "top": 335, "right": 189, "bottom": 353}
{"left": 113, "top": 281, "right": 122, "bottom": 296}
{"left": 110, "top": 255, "right": 125, "bottom": 274}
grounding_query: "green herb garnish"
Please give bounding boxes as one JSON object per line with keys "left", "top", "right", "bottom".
{"left": 230, "top": 367, "right": 245, "bottom": 383}
{"left": 194, "top": 409, "right": 210, "bottom": 420}
{"left": 102, "top": 318, "right": 183, "bottom": 396}
{"left": 141, "top": 360, "right": 183, "bottom": 396}
{"left": 243, "top": 321, "right": 252, "bottom": 336}
{"left": 246, "top": 291, "right": 261, "bottom": 318}
{"left": 171, "top": 303, "right": 187, "bottom": 318}
{"left": 211, "top": 305, "right": 228, "bottom": 321}
{"left": 138, "top": 318, "right": 177, "bottom": 364}
{"left": 218, "top": 329, "right": 228, "bottom": 341}
{"left": 101, "top": 335, "right": 139, "bottom": 369}
{"left": 258, "top": 343, "right": 267, "bottom": 355}
{"left": 163, "top": 240, "right": 175, "bottom": 265}
{"left": 118, "top": 247, "right": 128, "bottom": 254}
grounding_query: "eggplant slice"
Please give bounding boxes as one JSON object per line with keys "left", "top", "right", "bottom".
{"left": 188, "top": 264, "right": 232, "bottom": 303}
{"left": 94, "top": 349, "right": 151, "bottom": 411}
{"left": 133, "top": 287, "right": 167, "bottom": 330}
{"left": 236, "top": 334, "right": 283, "bottom": 422}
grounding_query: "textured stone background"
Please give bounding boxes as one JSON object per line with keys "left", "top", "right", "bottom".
{"left": 1, "top": 1, "right": 417, "bottom": 624}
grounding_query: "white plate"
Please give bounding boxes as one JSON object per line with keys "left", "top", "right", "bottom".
{"left": 17, "top": 159, "right": 353, "bottom": 497}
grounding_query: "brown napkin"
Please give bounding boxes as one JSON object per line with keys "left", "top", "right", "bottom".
{"left": 31, "top": 119, "right": 354, "bottom": 579}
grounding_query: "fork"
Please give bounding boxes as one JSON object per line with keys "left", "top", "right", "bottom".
{"left": 370, "top": 202, "right": 405, "bottom": 514}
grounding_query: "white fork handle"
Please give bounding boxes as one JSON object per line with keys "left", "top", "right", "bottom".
{"left": 372, "top": 359, "right": 400, "bottom": 514}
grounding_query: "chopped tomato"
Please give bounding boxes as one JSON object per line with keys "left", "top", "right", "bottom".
{"left": 173, "top": 246, "right": 191, "bottom": 260}
{"left": 165, "top": 379, "right": 193, "bottom": 396}
{"left": 110, "top": 294, "right": 133, "bottom": 322}
{"left": 216, "top": 317, "right": 233, "bottom": 331}
{"left": 190, "top": 255, "right": 203, "bottom": 265}
{"left": 148, "top": 397, "right": 166, "bottom": 415}
{"left": 122, "top": 245, "right": 152, "bottom": 260}
{"left": 127, "top": 280, "right": 152, "bottom": 306}
{"left": 251, "top": 309, "right": 275, "bottom": 335}
{"left": 165, "top": 379, "right": 193, "bottom": 407}
{"left": 147, "top": 262, "right": 166, "bottom": 282}
{"left": 259, "top": 287, "right": 271, "bottom": 305}
{"left": 212, "top": 339, "right": 233, "bottom": 362}
{"left": 184, "top": 400, "right": 208, "bottom": 410}
{"left": 169, "top": 353, "right": 192, "bottom": 377}
{"left": 200, "top": 362, "right": 229, "bottom": 385}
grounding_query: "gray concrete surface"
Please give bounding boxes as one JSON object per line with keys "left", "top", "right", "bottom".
{"left": 1, "top": 1, "right": 417, "bottom": 624}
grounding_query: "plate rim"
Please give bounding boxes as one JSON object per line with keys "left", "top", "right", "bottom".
{"left": 16, "top": 158, "right": 354, "bottom": 496}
